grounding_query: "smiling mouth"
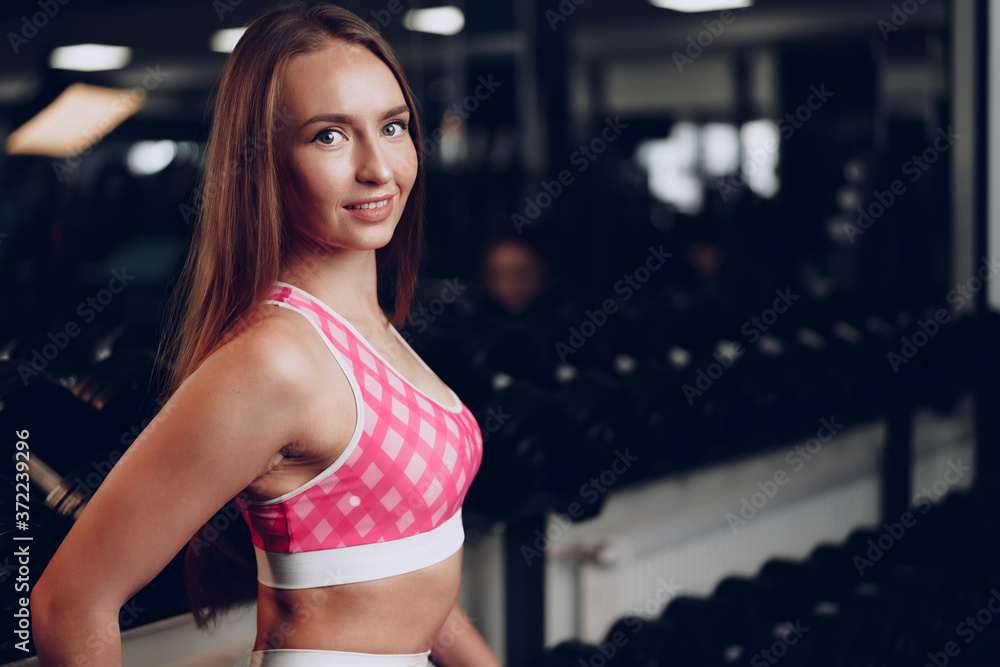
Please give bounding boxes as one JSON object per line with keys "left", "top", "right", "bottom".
{"left": 346, "top": 198, "right": 390, "bottom": 210}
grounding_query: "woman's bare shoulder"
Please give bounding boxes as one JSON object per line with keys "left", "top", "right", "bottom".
{"left": 210, "top": 304, "right": 327, "bottom": 391}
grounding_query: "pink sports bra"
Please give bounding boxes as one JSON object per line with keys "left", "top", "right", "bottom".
{"left": 235, "top": 281, "right": 483, "bottom": 589}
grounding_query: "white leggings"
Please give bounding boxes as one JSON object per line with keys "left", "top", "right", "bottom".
{"left": 249, "top": 648, "right": 431, "bottom": 666}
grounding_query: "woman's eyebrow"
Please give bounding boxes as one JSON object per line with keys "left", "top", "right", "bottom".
{"left": 299, "top": 104, "right": 410, "bottom": 130}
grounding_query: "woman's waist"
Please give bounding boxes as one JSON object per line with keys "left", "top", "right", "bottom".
{"left": 254, "top": 548, "right": 462, "bottom": 652}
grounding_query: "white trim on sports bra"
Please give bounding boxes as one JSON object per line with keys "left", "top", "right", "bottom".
{"left": 254, "top": 508, "right": 464, "bottom": 589}
{"left": 272, "top": 280, "right": 464, "bottom": 414}
{"left": 250, "top": 648, "right": 431, "bottom": 667}
{"left": 249, "top": 298, "right": 367, "bottom": 507}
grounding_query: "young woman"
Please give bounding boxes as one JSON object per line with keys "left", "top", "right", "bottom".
{"left": 32, "top": 3, "right": 500, "bottom": 666}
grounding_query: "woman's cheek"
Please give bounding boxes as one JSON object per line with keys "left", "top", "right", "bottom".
{"left": 399, "top": 144, "right": 419, "bottom": 183}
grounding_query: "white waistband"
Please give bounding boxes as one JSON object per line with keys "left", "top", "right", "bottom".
{"left": 250, "top": 648, "right": 431, "bottom": 667}
{"left": 255, "top": 509, "right": 464, "bottom": 589}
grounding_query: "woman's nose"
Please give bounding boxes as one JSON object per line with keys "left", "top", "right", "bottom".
{"left": 354, "top": 135, "right": 393, "bottom": 184}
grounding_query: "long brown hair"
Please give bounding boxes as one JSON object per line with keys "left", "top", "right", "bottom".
{"left": 157, "top": 0, "right": 425, "bottom": 627}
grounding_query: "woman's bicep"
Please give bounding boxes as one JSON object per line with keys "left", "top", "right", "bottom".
{"left": 35, "top": 332, "right": 310, "bottom": 610}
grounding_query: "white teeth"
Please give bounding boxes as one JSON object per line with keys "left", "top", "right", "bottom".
{"left": 348, "top": 199, "right": 389, "bottom": 210}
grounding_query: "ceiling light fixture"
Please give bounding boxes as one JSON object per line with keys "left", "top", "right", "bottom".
{"left": 649, "top": 0, "right": 752, "bottom": 12}
{"left": 401, "top": 7, "right": 465, "bottom": 35}
{"left": 210, "top": 28, "right": 247, "bottom": 53}
{"left": 49, "top": 43, "right": 132, "bottom": 71}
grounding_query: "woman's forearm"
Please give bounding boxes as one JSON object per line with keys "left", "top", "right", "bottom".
{"left": 430, "top": 602, "right": 502, "bottom": 667}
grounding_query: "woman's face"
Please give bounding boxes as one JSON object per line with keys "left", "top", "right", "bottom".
{"left": 278, "top": 39, "right": 417, "bottom": 254}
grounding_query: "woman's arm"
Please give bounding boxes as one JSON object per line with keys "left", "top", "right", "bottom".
{"left": 430, "top": 601, "right": 503, "bottom": 667}
{"left": 31, "top": 319, "right": 320, "bottom": 666}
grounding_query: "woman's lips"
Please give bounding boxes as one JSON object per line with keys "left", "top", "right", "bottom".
{"left": 343, "top": 196, "right": 394, "bottom": 222}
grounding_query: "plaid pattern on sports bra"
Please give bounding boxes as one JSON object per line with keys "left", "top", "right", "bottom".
{"left": 236, "top": 282, "right": 483, "bottom": 553}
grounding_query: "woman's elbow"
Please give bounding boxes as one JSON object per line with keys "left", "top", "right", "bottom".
{"left": 31, "top": 570, "right": 60, "bottom": 634}
{"left": 31, "top": 568, "right": 94, "bottom": 633}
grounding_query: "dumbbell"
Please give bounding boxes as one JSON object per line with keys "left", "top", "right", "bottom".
{"left": 69, "top": 347, "right": 162, "bottom": 438}
{"left": 657, "top": 595, "right": 735, "bottom": 657}
{"left": 0, "top": 326, "right": 94, "bottom": 386}
{"left": 464, "top": 375, "right": 568, "bottom": 521}
{"left": 531, "top": 639, "right": 604, "bottom": 667}
{"left": 825, "top": 586, "right": 912, "bottom": 665}
{"left": 732, "top": 606, "right": 839, "bottom": 667}
{"left": 0, "top": 362, "right": 113, "bottom": 474}
{"left": 805, "top": 542, "right": 871, "bottom": 603}
{"left": 599, "top": 615, "right": 670, "bottom": 667}
{"left": 609, "top": 355, "right": 693, "bottom": 474}
{"left": 465, "top": 309, "right": 560, "bottom": 390}
{"left": 722, "top": 339, "right": 792, "bottom": 444}
{"left": 756, "top": 558, "right": 825, "bottom": 618}
{"left": 791, "top": 292, "right": 887, "bottom": 412}
{"left": 709, "top": 576, "right": 783, "bottom": 645}
{"left": 828, "top": 306, "right": 902, "bottom": 407}
{"left": 655, "top": 595, "right": 752, "bottom": 665}
{"left": 544, "top": 367, "right": 637, "bottom": 519}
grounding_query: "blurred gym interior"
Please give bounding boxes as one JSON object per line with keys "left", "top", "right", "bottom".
{"left": 2, "top": 0, "right": 999, "bottom": 665}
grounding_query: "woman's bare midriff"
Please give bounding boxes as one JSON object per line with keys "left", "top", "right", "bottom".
{"left": 254, "top": 547, "right": 462, "bottom": 652}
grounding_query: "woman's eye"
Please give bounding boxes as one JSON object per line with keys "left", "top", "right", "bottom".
{"left": 383, "top": 121, "right": 408, "bottom": 137}
{"left": 311, "top": 129, "right": 343, "bottom": 146}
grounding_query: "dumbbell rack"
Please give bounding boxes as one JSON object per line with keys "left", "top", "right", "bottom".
{"left": 498, "top": 309, "right": 1000, "bottom": 667}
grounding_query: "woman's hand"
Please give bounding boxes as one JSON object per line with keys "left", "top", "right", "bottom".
{"left": 32, "top": 317, "right": 319, "bottom": 666}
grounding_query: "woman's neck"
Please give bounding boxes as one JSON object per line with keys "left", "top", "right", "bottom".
{"left": 278, "top": 240, "right": 386, "bottom": 326}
